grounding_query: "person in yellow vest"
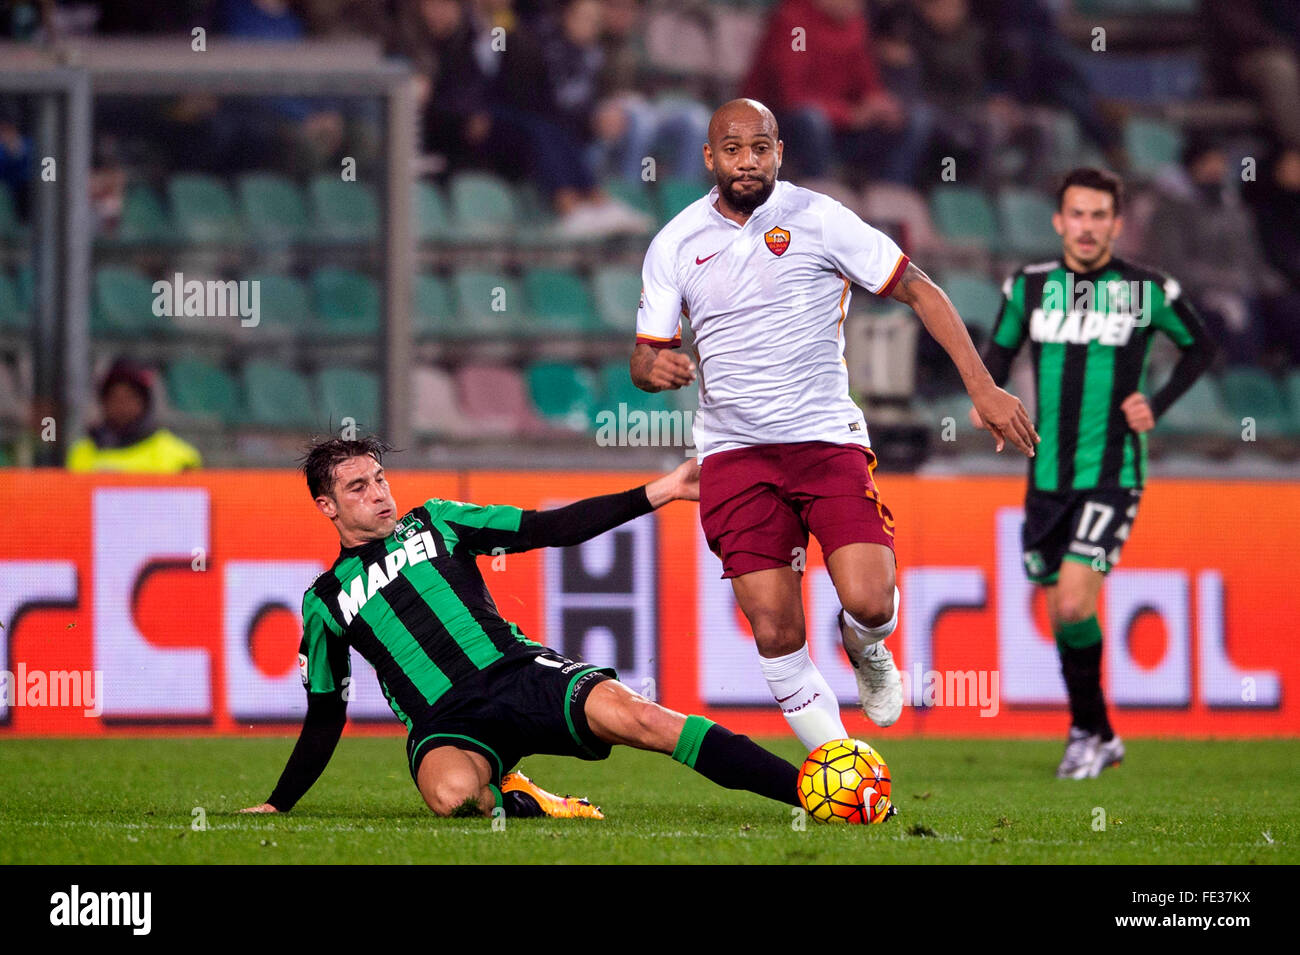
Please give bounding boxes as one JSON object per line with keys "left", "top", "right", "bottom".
{"left": 66, "top": 358, "right": 202, "bottom": 473}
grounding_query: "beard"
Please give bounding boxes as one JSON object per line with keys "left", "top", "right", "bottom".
{"left": 719, "top": 172, "right": 775, "bottom": 213}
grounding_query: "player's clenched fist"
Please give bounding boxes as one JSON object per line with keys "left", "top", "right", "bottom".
{"left": 631, "top": 344, "right": 696, "bottom": 392}
{"left": 1120, "top": 392, "right": 1155, "bottom": 433}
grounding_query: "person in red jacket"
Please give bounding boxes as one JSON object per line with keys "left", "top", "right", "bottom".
{"left": 742, "top": 0, "right": 931, "bottom": 185}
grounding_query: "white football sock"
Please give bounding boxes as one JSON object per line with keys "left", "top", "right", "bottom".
{"left": 842, "top": 587, "right": 900, "bottom": 660}
{"left": 759, "top": 644, "right": 848, "bottom": 752}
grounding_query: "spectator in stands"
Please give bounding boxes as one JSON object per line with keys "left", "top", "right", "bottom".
{"left": 1146, "top": 138, "right": 1285, "bottom": 366}
{"left": 481, "top": 0, "right": 652, "bottom": 236}
{"left": 1246, "top": 144, "right": 1300, "bottom": 366}
{"left": 971, "top": 0, "right": 1124, "bottom": 168}
{"left": 588, "top": 0, "right": 711, "bottom": 183}
{"left": 67, "top": 358, "right": 202, "bottom": 473}
{"left": 742, "top": 0, "right": 931, "bottom": 186}
{"left": 1204, "top": 0, "right": 1300, "bottom": 149}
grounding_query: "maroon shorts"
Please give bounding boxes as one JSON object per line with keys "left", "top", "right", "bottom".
{"left": 698, "top": 441, "right": 896, "bottom": 579}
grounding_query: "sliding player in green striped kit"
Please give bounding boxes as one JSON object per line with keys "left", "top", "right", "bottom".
{"left": 974, "top": 168, "right": 1214, "bottom": 779}
{"left": 240, "top": 436, "right": 801, "bottom": 819}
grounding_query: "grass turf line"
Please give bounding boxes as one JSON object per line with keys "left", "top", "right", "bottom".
{"left": 0, "top": 737, "right": 1293, "bottom": 864}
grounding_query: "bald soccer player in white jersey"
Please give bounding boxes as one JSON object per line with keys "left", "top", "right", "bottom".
{"left": 630, "top": 99, "right": 1038, "bottom": 752}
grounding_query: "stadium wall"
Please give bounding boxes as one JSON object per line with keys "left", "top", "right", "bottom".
{"left": 0, "top": 471, "right": 1294, "bottom": 738}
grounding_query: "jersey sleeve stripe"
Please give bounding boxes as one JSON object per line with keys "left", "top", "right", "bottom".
{"left": 874, "top": 253, "right": 910, "bottom": 297}
{"left": 636, "top": 329, "right": 682, "bottom": 348}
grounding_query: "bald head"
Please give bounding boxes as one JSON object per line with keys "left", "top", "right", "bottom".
{"left": 708, "top": 98, "right": 779, "bottom": 147}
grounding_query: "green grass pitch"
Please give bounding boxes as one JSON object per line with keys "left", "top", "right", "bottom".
{"left": 1, "top": 737, "right": 1293, "bottom": 864}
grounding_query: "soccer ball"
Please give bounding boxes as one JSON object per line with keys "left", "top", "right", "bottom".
{"left": 797, "top": 738, "right": 893, "bottom": 824}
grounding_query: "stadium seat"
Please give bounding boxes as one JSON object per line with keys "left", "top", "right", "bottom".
{"left": 93, "top": 266, "right": 164, "bottom": 336}
{"left": 238, "top": 173, "right": 309, "bottom": 243}
{"left": 453, "top": 270, "right": 520, "bottom": 338}
{"left": 167, "top": 173, "right": 241, "bottom": 243}
{"left": 310, "top": 175, "right": 379, "bottom": 242}
{"left": 997, "top": 189, "right": 1061, "bottom": 260}
{"left": 0, "top": 186, "right": 18, "bottom": 239}
{"left": 411, "top": 364, "right": 470, "bottom": 438}
{"left": 448, "top": 171, "right": 518, "bottom": 241}
{"left": 526, "top": 361, "right": 599, "bottom": 430}
{"left": 164, "top": 358, "right": 242, "bottom": 424}
{"left": 1286, "top": 373, "right": 1300, "bottom": 437}
{"left": 242, "top": 360, "right": 316, "bottom": 429}
{"left": 929, "top": 186, "right": 999, "bottom": 249}
{"left": 245, "top": 272, "right": 313, "bottom": 332}
{"left": 15, "top": 264, "right": 32, "bottom": 312}
{"left": 414, "top": 179, "right": 450, "bottom": 243}
{"left": 413, "top": 272, "right": 455, "bottom": 340}
{"left": 522, "top": 268, "right": 598, "bottom": 336}
{"left": 602, "top": 179, "right": 657, "bottom": 220}
{"left": 0, "top": 272, "right": 27, "bottom": 331}
{"left": 311, "top": 267, "right": 380, "bottom": 337}
{"left": 591, "top": 265, "right": 642, "bottom": 333}
{"left": 658, "top": 178, "right": 708, "bottom": 222}
{"left": 597, "top": 359, "right": 676, "bottom": 418}
{"left": 316, "top": 366, "right": 381, "bottom": 432}
{"left": 1124, "top": 117, "right": 1184, "bottom": 176}
{"left": 939, "top": 271, "right": 1004, "bottom": 335}
{"left": 116, "top": 183, "right": 173, "bottom": 243}
{"left": 1153, "top": 376, "right": 1235, "bottom": 436}
{"left": 861, "top": 183, "right": 943, "bottom": 256}
{"left": 1217, "top": 369, "right": 1289, "bottom": 437}
{"left": 454, "top": 363, "right": 541, "bottom": 435}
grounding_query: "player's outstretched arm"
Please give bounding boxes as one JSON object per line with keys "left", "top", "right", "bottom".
{"left": 238, "top": 692, "right": 347, "bottom": 813}
{"left": 630, "top": 343, "right": 695, "bottom": 392}
{"left": 889, "top": 261, "right": 1039, "bottom": 456}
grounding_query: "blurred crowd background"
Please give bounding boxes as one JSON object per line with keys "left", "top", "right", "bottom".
{"left": 0, "top": 0, "right": 1297, "bottom": 471}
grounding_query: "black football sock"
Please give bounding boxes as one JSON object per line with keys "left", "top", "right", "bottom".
{"left": 671, "top": 715, "right": 801, "bottom": 807}
{"left": 1057, "top": 617, "right": 1114, "bottom": 741}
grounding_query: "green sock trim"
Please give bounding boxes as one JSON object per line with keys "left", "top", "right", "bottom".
{"left": 1056, "top": 615, "right": 1103, "bottom": 650}
{"left": 671, "top": 715, "right": 715, "bottom": 768}
{"left": 488, "top": 784, "right": 503, "bottom": 812}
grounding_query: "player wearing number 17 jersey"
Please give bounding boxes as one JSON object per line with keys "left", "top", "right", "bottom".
{"left": 631, "top": 99, "right": 1038, "bottom": 754}
{"left": 977, "top": 168, "right": 1215, "bottom": 779}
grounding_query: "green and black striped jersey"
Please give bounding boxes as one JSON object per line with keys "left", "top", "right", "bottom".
{"left": 985, "top": 256, "right": 1214, "bottom": 492}
{"left": 299, "top": 498, "right": 546, "bottom": 729}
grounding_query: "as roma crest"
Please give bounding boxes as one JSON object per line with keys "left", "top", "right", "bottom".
{"left": 764, "top": 227, "right": 790, "bottom": 256}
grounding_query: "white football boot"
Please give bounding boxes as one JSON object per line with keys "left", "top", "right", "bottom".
{"left": 839, "top": 611, "right": 903, "bottom": 728}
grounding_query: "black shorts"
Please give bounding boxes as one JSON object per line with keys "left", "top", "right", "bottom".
{"left": 406, "top": 646, "right": 616, "bottom": 789}
{"left": 1022, "top": 487, "right": 1142, "bottom": 584}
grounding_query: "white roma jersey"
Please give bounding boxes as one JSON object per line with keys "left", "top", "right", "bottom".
{"left": 635, "top": 179, "right": 909, "bottom": 459}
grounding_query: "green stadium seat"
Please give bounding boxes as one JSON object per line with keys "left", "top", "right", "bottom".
{"left": 93, "top": 266, "right": 164, "bottom": 336}
{"left": 316, "top": 366, "right": 381, "bottom": 432}
{"left": 940, "top": 271, "right": 1004, "bottom": 335}
{"left": 929, "top": 186, "right": 999, "bottom": 248}
{"left": 1125, "top": 117, "right": 1184, "bottom": 176}
{"left": 998, "top": 189, "right": 1061, "bottom": 259}
{"left": 603, "top": 179, "right": 656, "bottom": 219}
{"left": 310, "top": 175, "right": 379, "bottom": 242}
{"left": 1285, "top": 372, "right": 1300, "bottom": 437}
{"left": 238, "top": 173, "right": 309, "bottom": 243}
{"left": 165, "top": 358, "right": 242, "bottom": 424}
{"left": 591, "top": 265, "right": 642, "bottom": 333}
{"left": 15, "top": 265, "right": 32, "bottom": 312}
{"left": 658, "top": 178, "right": 707, "bottom": 223}
{"left": 526, "top": 361, "right": 599, "bottom": 430}
{"left": 242, "top": 360, "right": 315, "bottom": 429}
{"left": 311, "top": 267, "right": 380, "bottom": 337}
{"left": 1217, "top": 369, "right": 1289, "bottom": 437}
{"left": 449, "top": 171, "right": 518, "bottom": 240}
{"left": 1153, "top": 376, "right": 1235, "bottom": 437}
{"left": 522, "top": 267, "right": 597, "bottom": 336}
{"left": 117, "top": 183, "right": 173, "bottom": 243}
{"left": 0, "top": 186, "right": 22, "bottom": 239}
{"left": 0, "top": 272, "right": 27, "bottom": 331}
{"left": 597, "top": 360, "right": 677, "bottom": 418}
{"left": 413, "top": 273, "right": 455, "bottom": 339}
{"left": 414, "top": 180, "right": 450, "bottom": 243}
{"left": 245, "top": 272, "right": 313, "bottom": 331}
{"left": 453, "top": 270, "right": 519, "bottom": 338}
{"left": 167, "top": 174, "right": 241, "bottom": 243}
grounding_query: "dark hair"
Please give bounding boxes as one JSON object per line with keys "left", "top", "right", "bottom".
{"left": 300, "top": 435, "right": 394, "bottom": 499}
{"left": 1056, "top": 167, "right": 1125, "bottom": 216}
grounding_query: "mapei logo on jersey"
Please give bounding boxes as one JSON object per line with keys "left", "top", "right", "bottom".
{"left": 1030, "top": 274, "right": 1159, "bottom": 345}
{"left": 764, "top": 226, "right": 790, "bottom": 256}
{"left": 337, "top": 530, "right": 446, "bottom": 625}
{"left": 1029, "top": 308, "right": 1142, "bottom": 346}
